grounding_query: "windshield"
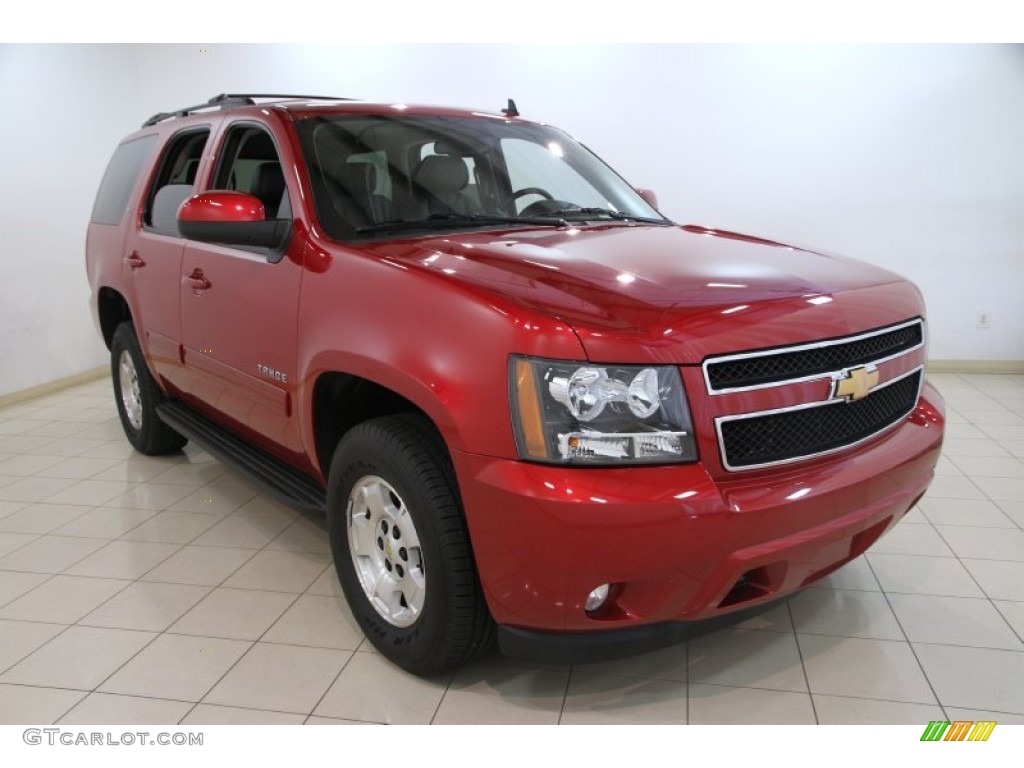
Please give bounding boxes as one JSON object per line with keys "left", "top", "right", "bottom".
{"left": 295, "top": 114, "right": 670, "bottom": 241}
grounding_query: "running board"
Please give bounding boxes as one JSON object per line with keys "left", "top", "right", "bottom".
{"left": 156, "top": 401, "right": 326, "bottom": 514}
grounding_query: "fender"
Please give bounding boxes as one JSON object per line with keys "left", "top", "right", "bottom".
{"left": 295, "top": 236, "right": 586, "bottom": 470}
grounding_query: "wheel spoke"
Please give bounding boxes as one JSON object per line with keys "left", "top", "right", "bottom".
{"left": 407, "top": 545, "right": 424, "bottom": 574}
{"left": 395, "top": 509, "right": 421, "bottom": 549}
{"left": 349, "top": 512, "right": 377, "bottom": 555}
{"left": 372, "top": 571, "right": 405, "bottom": 614}
{"left": 361, "top": 482, "right": 388, "bottom": 519}
{"left": 400, "top": 569, "right": 424, "bottom": 617}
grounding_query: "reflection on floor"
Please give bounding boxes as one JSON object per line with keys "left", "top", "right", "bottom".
{"left": 0, "top": 372, "right": 1023, "bottom": 724}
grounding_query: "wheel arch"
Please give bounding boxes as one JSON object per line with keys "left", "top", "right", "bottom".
{"left": 97, "top": 287, "right": 134, "bottom": 350}
{"left": 309, "top": 368, "right": 456, "bottom": 483}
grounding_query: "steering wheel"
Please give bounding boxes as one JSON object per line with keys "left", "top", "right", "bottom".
{"left": 505, "top": 187, "right": 554, "bottom": 208}
{"left": 505, "top": 187, "right": 552, "bottom": 202}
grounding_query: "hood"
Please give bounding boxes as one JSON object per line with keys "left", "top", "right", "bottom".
{"left": 366, "top": 223, "right": 924, "bottom": 364}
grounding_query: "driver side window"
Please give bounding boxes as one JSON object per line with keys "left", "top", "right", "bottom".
{"left": 213, "top": 125, "right": 291, "bottom": 220}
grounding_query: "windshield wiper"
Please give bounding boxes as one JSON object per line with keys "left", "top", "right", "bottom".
{"left": 357, "top": 213, "right": 569, "bottom": 234}
{"left": 542, "top": 208, "right": 671, "bottom": 225}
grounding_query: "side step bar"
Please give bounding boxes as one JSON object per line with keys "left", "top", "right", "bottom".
{"left": 156, "top": 401, "right": 326, "bottom": 514}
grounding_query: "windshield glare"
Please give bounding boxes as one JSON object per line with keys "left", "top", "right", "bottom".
{"left": 296, "top": 114, "right": 668, "bottom": 240}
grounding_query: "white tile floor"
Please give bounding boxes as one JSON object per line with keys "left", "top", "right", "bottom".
{"left": 0, "top": 371, "right": 1023, "bottom": 725}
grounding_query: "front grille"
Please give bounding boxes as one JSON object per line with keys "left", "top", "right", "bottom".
{"left": 706, "top": 320, "right": 923, "bottom": 391}
{"left": 718, "top": 369, "right": 922, "bottom": 470}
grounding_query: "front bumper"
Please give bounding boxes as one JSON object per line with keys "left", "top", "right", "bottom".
{"left": 452, "top": 383, "right": 944, "bottom": 660}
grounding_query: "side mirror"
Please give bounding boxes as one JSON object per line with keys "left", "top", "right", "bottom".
{"left": 635, "top": 188, "right": 659, "bottom": 211}
{"left": 178, "top": 191, "right": 289, "bottom": 249}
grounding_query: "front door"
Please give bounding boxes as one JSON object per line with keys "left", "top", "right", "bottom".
{"left": 177, "top": 121, "right": 304, "bottom": 459}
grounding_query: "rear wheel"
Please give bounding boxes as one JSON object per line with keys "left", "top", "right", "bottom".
{"left": 327, "top": 414, "right": 494, "bottom": 674}
{"left": 110, "top": 322, "right": 187, "bottom": 455}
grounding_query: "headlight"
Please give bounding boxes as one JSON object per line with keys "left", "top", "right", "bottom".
{"left": 510, "top": 356, "right": 698, "bottom": 465}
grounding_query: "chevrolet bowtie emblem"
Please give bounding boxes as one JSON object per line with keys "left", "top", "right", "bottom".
{"left": 833, "top": 365, "right": 879, "bottom": 402}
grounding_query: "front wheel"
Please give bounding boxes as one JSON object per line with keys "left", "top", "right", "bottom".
{"left": 327, "top": 414, "right": 494, "bottom": 675}
{"left": 110, "top": 322, "right": 187, "bottom": 455}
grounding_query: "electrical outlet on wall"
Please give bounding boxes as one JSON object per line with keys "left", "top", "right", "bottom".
{"left": 976, "top": 311, "right": 992, "bottom": 329}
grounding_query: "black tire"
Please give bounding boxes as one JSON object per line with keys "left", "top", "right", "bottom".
{"left": 327, "top": 414, "right": 494, "bottom": 675}
{"left": 110, "top": 322, "right": 187, "bottom": 456}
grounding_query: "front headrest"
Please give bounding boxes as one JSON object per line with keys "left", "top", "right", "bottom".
{"left": 182, "top": 158, "right": 200, "bottom": 185}
{"left": 338, "top": 162, "right": 377, "bottom": 194}
{"left": 251, "top": 162, "right": 285, "bottom": 203}
{"left": 414, "top": 155, "right": 469, "bottom": 195}
{"left": 239, "top": 131, "right": 278, "bottom": 160}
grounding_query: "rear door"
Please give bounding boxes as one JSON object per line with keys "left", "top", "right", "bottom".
{"left": 177, "top": 120, "right": 305, "bottom": 459}
{"left": 125, "top": 127, "right": 210, "bottom": 387}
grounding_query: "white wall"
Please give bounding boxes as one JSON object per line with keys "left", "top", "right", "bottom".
{"left": 0, "top": 45, "right": 141, "bottom": 396}
{"left": 2, "top": 44, "right": 1021, "bottom": 397}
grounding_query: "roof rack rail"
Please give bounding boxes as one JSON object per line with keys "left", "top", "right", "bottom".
{"left": 142, "top": 93, "right": 353, "bottom": 128}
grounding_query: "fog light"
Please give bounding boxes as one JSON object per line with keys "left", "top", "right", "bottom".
{"left": 585, "top": 583, "right": 611, "bottom": 613}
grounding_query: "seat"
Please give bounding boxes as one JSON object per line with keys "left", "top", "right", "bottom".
{"left": 412, "top": 154, "right": 478, "bottom": 216}
{"left": 343, "top": 162, "right": 393, "bottom": 223}
{"left": 250, "top": 162, "right": 287, "bottom": 219}
{"left": 182, "top": 158, "right": 200, "bottom": 185}
{"left": 325, "top": 161, "right": 395, "bottom": 227}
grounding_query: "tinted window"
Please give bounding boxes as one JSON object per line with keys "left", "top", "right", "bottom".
{"left": 90, "top": 135, "right": 158, "bottom": 225}
{"left": 143, "top": 129, "right": 210, "bottom": 232}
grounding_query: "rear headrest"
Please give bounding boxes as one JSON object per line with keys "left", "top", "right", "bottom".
{"left": 414, "top": 155, "right": 469, "bottom": 195}
{"left": 432, "top": 138, "right": 472, "bottom": 156}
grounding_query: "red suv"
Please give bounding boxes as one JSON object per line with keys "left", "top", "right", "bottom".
{"left": 86, "top": 94, "right": 945, "bottom": 674}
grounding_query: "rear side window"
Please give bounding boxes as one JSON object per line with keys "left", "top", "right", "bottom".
{"left": 90, "top": 135, "right": 158, "bottom": 225}
{"left": 143, "top": 128, "right": 210, "bottom": 236}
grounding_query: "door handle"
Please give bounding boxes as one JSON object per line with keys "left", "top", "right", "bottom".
{"left": 126, "top": 252, "right": 146, "bottom": 269}
{"left": 183, "top": 268, "right": 211, "bottom": 293}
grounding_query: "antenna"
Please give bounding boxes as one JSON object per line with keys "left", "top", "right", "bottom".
{"left": 501, "top": 98, "right": 519, "bottom": 118}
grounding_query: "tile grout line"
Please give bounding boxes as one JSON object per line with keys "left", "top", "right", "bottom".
{"left": 49, "top": 625, "right": 167, "bottom": 724}
{"left": 0, "top": 622, "right": 79, "bottom": 679}
{"left": 132, "top": 512, "right": 324, "bottom": 724}
{"left": 174, "top": 587, "right": 307, "bottom": 724}
{"left": 685, "top": 637, "right": 690, "bottom": 725}
{"left": 428, "top": 667, "right": 459, "bottom": 725}
{"left": 927, "top": 523, "right": 1024, "bottom": 648}
{"left": 862, "top": 555, "right": 950, "bottom": 722}
{"left": 21, "top": 483, "right": 318, "bottom": 723}
{"left": 786, "top": 600, "right": 819, "bottom": 725}
{"left": 301, "top": 641, "right": 360, "bottom": 726}
{"left": 169, "top": 560, "right": 338, "bottom": 725}
{"left": 557, "top": 665, "right": 574, "bottom": 725}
